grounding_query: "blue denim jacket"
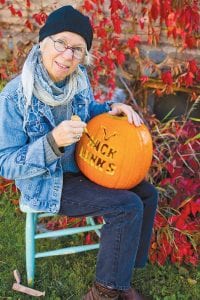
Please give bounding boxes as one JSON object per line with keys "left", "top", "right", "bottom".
{"left": 0, "top": 67, "right": 111, "bottom": 213}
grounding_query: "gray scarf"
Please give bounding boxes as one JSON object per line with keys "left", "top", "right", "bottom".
{"left": 21, "top": 44, "right": 87, "bottom": 108}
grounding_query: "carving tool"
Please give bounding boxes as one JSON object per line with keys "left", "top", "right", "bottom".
{"left": 71, "top": 115, "right": 96, "bottom": 145}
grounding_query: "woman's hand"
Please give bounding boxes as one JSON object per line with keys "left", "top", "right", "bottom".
{"left": 109, "top": 103, "right": 144, "bottom": 126}
{"left": 51, "top": 119, "right": 86, "bottom": 147}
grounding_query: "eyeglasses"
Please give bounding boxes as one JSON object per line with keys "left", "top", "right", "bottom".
{"left": 49, "top": 36, "right": 86, "bottom": 60}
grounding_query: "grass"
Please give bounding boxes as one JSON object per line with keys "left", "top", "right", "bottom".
{"left": 0, "top": 188, "right": 199, "bottom": 300}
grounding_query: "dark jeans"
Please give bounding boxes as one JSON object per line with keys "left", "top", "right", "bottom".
{"left": 59, "top": 173, "right": 158, "bottom": 290}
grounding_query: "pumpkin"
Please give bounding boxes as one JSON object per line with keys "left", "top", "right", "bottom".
{"left": 75, "top": 113, "right": 153, "bottom": 189}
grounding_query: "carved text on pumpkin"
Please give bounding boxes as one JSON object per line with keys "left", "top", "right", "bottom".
{"left": 78, "top": 138, "right": 118, "bottom": 175}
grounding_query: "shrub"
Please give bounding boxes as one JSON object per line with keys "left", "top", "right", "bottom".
{"left": 149, "top": 118, "right": 200, "bottom": 266}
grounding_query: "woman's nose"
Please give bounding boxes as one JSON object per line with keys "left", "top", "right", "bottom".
{"left": 61, "top": 48, "right": 74, "bottom": 59}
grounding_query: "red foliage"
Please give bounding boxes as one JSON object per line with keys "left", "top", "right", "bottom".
{"left": 161, "top": 71, "right": 173, "bottom": 85}
{"left": 25, "top": 19, "right": 33, "bottom": 31}
{"left": 26, "top": 0, "right": 31, "bottom": 8}
{"left": 32, "top": 11, "right": 47, "bottom": 25}
{"left": 8, "top": 5, "right": 22, "bottom": 17}
{"left": 81, "top": 0, "right": 200, "bottom": 99}
{"left": 0, "top": 177, "right": 13, "bottom": 193}
{"left": 149, "top": 119, "right": 200, "bottom": 266}
{"left": 150, "top": 0, "right": 160, "bottom": 21}
{"left": 46, "top": 216, "right": 87, "bottom": 231}
{"left": 1, "top": 0, "right": 199, "bottom": 99}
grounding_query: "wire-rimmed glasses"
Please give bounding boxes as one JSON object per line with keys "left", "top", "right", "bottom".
{"left": 49, "top": 36, "right": 86, "bottom": 60}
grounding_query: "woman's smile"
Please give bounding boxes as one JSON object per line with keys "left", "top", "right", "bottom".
{"left": 55, "top": 61, "right": 70, "bottom": 70}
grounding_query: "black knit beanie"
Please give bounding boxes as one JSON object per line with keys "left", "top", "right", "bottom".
{"left": 39, "top": 6, "right": 93, "bottom": 50}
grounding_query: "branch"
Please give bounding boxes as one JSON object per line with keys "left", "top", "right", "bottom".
{"left": 143, "top": 79, "right": 200, "bottom": 94}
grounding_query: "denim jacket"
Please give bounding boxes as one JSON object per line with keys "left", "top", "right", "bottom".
{"left": 0, "top": 67, "right": 112, "bottom": 213}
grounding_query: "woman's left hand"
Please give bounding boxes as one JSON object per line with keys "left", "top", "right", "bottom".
{"left": 109, "top": 103, "right": 144, "bottom": 127}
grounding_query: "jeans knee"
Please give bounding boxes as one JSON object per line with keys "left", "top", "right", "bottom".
{"left": 123, "top": 195, "right": 144, "bottom": 218}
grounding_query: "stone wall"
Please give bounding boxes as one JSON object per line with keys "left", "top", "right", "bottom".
{"left": 0, "top": 0, "right": 82, "bottom": 60}
{"left": 1, "top": 1, "right": 199, "bottom": 68}
{"left": 0, "top": 1, "right": 199, "bottom": 97}
{"left": 1, "top": 1, "right": 199, "bottom": 63}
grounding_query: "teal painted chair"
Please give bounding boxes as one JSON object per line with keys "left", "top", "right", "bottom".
{"left": 26, "top": 212, "right": 103, "bottom": 286}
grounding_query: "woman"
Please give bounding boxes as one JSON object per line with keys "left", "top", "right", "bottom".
{"left": 0, "top": 6, "right": 158, "bottom": 300}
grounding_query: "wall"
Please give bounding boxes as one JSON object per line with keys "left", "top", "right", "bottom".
{"left": 0, "top": 0, "right": 82, "bottom": 60}
{"left": 0, "top": 0, "right": 199, "bottom": 105}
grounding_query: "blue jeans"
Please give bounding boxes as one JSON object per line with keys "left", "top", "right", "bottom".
{"left": 59, "top": 173, "right": 158, "bottom": 290}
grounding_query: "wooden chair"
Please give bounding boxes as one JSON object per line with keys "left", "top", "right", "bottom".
{"left": 26, "top": 212, "right": 102, "bottom": 286}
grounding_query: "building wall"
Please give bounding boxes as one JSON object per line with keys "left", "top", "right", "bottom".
{"left": 0, "top": 0, "right": 82, "bottom": 60}
{"left": 0, "top": 1, "right": 199, "bottom": 95}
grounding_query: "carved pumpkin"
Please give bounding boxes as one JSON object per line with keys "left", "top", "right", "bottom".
{"left": 75, "top": 113, "right": 153, "bottom": 189}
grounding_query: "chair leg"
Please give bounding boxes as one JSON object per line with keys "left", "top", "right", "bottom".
{"left": 26, "top": 212, "right": 37, "bottom": 287}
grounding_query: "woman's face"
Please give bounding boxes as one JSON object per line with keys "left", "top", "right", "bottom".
{"left": 40, "top": 31, "right": 86, "bottom": 82}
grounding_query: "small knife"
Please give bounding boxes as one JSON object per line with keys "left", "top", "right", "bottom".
{"left": 71, "top": 115, "right": 95, "bottom": 145}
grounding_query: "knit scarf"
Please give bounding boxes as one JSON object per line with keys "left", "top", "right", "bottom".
{"left": 21, "top": 44, "right": 87, "bottom": 108}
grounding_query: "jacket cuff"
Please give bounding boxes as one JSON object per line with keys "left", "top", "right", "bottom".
{"left": 104, "top": 100, "right": 115, "bottom": 112}
{"left": 45, "top": 132, "right": 64, "bottom": 161}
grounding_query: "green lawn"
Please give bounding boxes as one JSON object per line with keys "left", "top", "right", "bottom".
{"left": 0, "top": 189, "right": 199, "bottom": 300}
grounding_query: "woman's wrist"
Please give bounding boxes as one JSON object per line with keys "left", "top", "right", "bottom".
{"left": 46, "top": 132, "right": 64, "bottom": 156}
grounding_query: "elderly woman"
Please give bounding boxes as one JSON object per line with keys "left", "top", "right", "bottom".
{"left": 0, "top": 5, "right": 158, "bottom": 300}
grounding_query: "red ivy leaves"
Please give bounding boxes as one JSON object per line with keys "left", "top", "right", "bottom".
{"left": 26, "top": 0, "right": 31, "bottom": 8}
{"left": 140, "top": 75, "right": 149, "bottom": 84}
{"left": 33, "top": 11, "right": 47, "bottom": 25}
{"left": 113, "top": 50, "right": 125, "bottom": 65}
{"left": 128, "top": 35, "right": 141, "bottom": 49}
{"left": 25, "top": 19, "right": 33, "bottom": 31}
{"left": 0, "top": 59, "right": 18, "bottom": 80}
{"left": 179, "top": 72, "right": 194, "bottom": 88}
{"left": 0, "top": 177, "right": 13, "bottom": 193}
{"left": 96, "top": 26, "right": 107, "bottom": 38}
{"left": 178, "top": 60, "right": 200, "bottom": 87}
{"left": 161, "top": 71, "right": 173, "bottom": 85}
{"left": 170, "top": 232, "right": 198, "bottom": 265}
{"left": 150, "top": 200, "right": 200, "bottom": 266}
{"left": 178, "top": 3, "right": 200, "bottom": 33}
{"left": 0, "top": 67, "right": 8, "bottom": 80}
{"left": 150, "top": 119, "right": 200, "bottom": 266}
{"left": 150, "top": 0, "right": 160, "bottom": 21}
{"left": 1, "top": 0, "right": 199, "bottom": 96}
{"left": 111, "top": 13, "right": 122, "bottom": 34}
{"left": 8, "top": 5, "right": 22, "bottom": 17}
{"left": 184, "top": 34, "right": 197, "bottom": 49}
{"left": 160, "top": 0, "right": 171, "bottom": 20}
{"left": 109, "top": 0, "right": 123, "bottom": 13}
{"left": 46, "top": 216, "right": 86, "bottom": 231}
{"left": 83, "top": 0, "right": 94, "bottom": 11}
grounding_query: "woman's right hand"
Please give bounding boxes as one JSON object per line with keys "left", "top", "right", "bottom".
{"left": 51, "top": 119, "right": 86, "bottom": 147}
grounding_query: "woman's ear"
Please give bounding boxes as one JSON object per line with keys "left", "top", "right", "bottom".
{"left": 39, "top": 38, "right": 48, "bottom": 53}
{"left": 83, "top": 50, "right": 94, "bottom": 66}
{"left": 39, "top": 40, "right": 44, "bottom": 52}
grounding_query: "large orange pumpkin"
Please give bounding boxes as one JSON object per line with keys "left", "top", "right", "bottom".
{"left": 75, "top": 113, "right": 153, "bottom": 189}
